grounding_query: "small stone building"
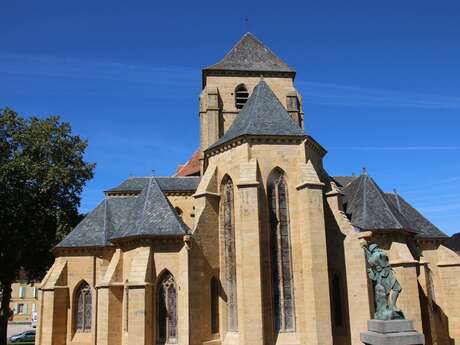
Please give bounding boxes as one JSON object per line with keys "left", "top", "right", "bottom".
{"left": 36, "top": 33, "right": 460, "bottom": 345}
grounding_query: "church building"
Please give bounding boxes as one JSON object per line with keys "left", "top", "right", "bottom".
{"left": 36, "top": 33, "right": 460, "bottom": 345}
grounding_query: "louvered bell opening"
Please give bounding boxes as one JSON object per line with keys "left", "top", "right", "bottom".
{"left": 235, "top": 85, "right": 249, "bottom": 109}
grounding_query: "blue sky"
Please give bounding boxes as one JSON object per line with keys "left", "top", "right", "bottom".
{"left": 1, "top": 0, "right": 459, "bottom": 235}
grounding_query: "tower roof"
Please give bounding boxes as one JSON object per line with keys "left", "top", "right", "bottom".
{"left": 203, "top": 32, "right": 295, "bottom": 76}
{"left": 206, "top": 80, "right": 305, "bottom": 151}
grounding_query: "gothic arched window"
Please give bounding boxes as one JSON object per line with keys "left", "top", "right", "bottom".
{"left": 158, "top": 271, "right": 177, "bottom": 344}
{"left": 268, "top": 169, "right": 295, "bottom": 332}
{"left": 222, "top": 177, "right": 238, "bottom": 331}
{"left": 75, "top": 281, "right": 92, "bottom": 332}
{"left": 235, "top": 84, "right": 249, "bottom": 109}
{"left": 210, "top": 277, "right": 220, "bottom": 334}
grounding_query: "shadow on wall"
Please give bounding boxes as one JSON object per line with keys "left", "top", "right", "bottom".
{"left": 417, "top": 272, "right": 454, "bottom": 345}
{"left": 324, "top": 203, "right": 352, "bottom": 345}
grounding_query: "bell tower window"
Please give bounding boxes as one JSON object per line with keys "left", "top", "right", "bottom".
{"left": 235, "top": 84, "right": 249, "bottom": 109}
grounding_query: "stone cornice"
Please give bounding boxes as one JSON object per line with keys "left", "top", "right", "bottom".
{"left": 202, "top": 70, "right": 296, "bottom": 88}
{"left": 296, "top": 181, "right": 325, "bottom": 190}
{"left": 105, "top": 191, "right": 141, "bottom": 197}
{"left": 163, "top": 190, "right": 195, "bottom": 197}
{"left": 111, "top": 235, "right": 186, "bottom": 249}
{"left": 205, "top": 134, "right": 304, "bottom": 158}
{"left": 305, "top": 135, "right": 327, "bottom": 158}
{"left": 53, "top": 245, "right": 115, "bottom": 257}
{"left": 193, "top": 191, "right": 220, "bottom": 199}
{"left": 237, "top": 181, "right": 259, "bottom": 188}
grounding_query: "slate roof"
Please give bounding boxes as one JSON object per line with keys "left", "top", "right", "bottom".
{"left": 447, "top": 233, "right": 460, "bottom": 253}
{"left": 156, "top": 176, "right": 200, "bottom": 191}
{"left": 333, "top": 176, "right": 357, "bottom": 188}
{"left": 110, "top": 178, "right": 189, "bottom": 240}
{"left": 206, "top": 80, "right": 305, "bottom": 151}
{"left": 204, "top": 32, "right": 295, "bottom": 74}
{"left": 342, "top": 173, "right": 415, "bottom": 232}
{"left": 338, "top": 173, "right": 447, "bottom": 238}
{"left": 385, "top": 192, "right": 447, "bottom": 239}
{"left": 56, "top": 177, "right": 193, "bottom": 248}
{"left": 175, "top": 149, "right": 201, "bottom": 176}
{"left": 106, "top": 176, "right": 200, "bottom": 193}
{"left": 57, "top": 200, "right": 111, "bottom": 247}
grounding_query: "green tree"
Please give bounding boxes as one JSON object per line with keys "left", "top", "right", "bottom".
{"left": 0, "top": 108, "right": 95, "bottom": 345}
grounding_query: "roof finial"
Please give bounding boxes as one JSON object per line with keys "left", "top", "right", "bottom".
{"left": 151, "top": 169, "right": 156, "bottom": 176}
{"left": 362, "top": 167, "right": 367, "bottom": 175}
{"left": 244, "top": 17, "right": 250, "bottom": 33}
{"left": 393, "top": 188, "right": 398, "bottom": 195}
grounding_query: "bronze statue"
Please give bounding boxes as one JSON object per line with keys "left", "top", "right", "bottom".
{"left": 362, "top": 242, "right": 405, "bottom": 320}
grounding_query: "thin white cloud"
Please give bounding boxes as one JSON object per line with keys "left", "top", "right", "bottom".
{"left": 297, "top": 80, "right": 460, "bottom": 109}
{"left": 0, "top": 53, "right": 199, "bottom": 85}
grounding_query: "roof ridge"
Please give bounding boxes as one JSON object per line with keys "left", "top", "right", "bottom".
{"left": 367, "top": 175, "right": 406, "bottom": 228}
{"left": 140, "top": 177, "right": 154, "bottom": 224}
{"left": 347, "top": 174, "right": 364, "bottom": 206}
{"left": 210, "top": 33, "right": 250, "bottom": 69}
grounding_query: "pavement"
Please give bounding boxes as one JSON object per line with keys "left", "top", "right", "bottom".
{"left": 7, "top": 323, "right": 34, "bottom": 339}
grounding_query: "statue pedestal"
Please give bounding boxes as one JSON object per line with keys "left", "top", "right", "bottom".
{"left": 360, "top": 320, "right": 425, "bottom": 345}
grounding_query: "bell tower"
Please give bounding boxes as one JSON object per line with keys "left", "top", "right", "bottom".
{"left": 199, "top": 32, "right": 304, "bottom": 153}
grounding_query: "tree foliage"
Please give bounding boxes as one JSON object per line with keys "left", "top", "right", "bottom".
{"left": 0, "top": 107, "right": 95, "bottom": 344}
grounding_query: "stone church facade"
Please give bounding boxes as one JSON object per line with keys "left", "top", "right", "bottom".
{"left": 36, "top": 33, "right": 460, "bottom": 345}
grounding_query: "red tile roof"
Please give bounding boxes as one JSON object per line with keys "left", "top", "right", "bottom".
{"left": 175, "top": 149, "right": 201, "bottom": 176}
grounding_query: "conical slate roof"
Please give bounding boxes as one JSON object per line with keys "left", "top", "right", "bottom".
{"left": 204, "top": 32, "right": 295, "bottom": 73}
{"left": 110, "top": 178, "right": 189, "bottom": 240}
{"left": 56, "top": 177, "right": 194, "bottom": 248}
{"left": 342, "top": 173, "right": 415, "bottom": 232}
{"left": 206, "top": 80, "right": 305, "bottom": 151}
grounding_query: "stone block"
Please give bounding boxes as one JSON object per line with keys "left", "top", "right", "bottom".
{"left": 368, "top": 320, "right": 415, "bottom": 334}
{"left": 361, "top": 320, "right": 424, "bottom": 345}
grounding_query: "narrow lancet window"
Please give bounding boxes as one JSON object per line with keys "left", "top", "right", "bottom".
{"left": 268, "top": 169, "right": 295, "bottom": 332}
{"left": 222, "top": 177, "right": 238, "bottom": 331}
{"left": 235, "top": 84, "right": 249, "bottom": 109}
{"left": 158, "top": 271, "right": 177, "bottom": 344}
{"left": 75, "top": 282, "right": 92, "bottom": 332}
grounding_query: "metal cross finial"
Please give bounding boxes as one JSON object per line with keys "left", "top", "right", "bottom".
{"left": 244, "top": 17, "right": 250, "bottom": 32}
{"left": 151, "top": 169, "right": 156, "bottom": 176}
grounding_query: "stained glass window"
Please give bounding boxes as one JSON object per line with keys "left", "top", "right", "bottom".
{"left": 75, "top": 282, "right": 91, "bottom": 332}
{"left": 158, "top": 272, "right": 177, "bottom": 344}
{"left": 222, "top": 177, "right": 238, "bottom": 331}
{"left": 268, "top": 169, "right": 295, "bottom": 332}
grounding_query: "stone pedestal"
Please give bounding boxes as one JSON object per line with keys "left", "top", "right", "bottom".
{"left": 360, "top": 320, "right": 425, "bottom": 345}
